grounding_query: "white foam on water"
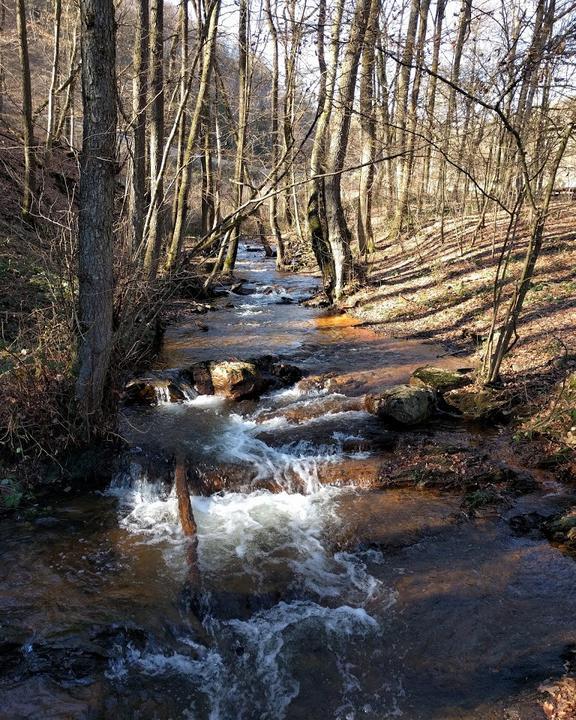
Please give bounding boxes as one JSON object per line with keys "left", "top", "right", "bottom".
{"left": 107, "top": 601, "right": 381, "bottom": 720}
{"left": 154, "top": 385, "right": 172, "bottom": 404}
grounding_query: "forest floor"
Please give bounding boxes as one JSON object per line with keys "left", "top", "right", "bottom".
{"left": 347, "top": 201, "right": 576, "bottom": 448}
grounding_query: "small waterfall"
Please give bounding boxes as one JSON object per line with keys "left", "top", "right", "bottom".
{"left": 154, "top": 384, "right": 172, "bottom": 404}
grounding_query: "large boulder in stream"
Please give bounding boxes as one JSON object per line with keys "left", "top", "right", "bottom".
{"left": 365, "top": 385, "right": 435, "bottom": 426}
{"left": 209, "top": 361, "right": 264, "bottom": 400}
{"left": 410, "top": 365, "right": 474, "bottom": 393}
{"left": 186, "top": 355, "right": 303, "bottom": 401}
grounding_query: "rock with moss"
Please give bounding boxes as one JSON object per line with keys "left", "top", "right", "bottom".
{"left": 365, "top": 385, "right": 435, "bottom": 426}
{"left": 443, "top": 386, "right": 506, "bottom": 421}
{"left": 410, "top": 365, "right": 474, "bottom": 393}
{"left": 545, "top": 511, "right": 576, "bottom": 546}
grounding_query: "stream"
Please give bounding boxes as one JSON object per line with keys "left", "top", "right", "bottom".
{"left": 2, "top": 249, "right": 576, "bottom": 719}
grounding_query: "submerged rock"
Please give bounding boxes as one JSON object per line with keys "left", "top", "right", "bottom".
{"left": 365, "top": 385, "right": 435, "bottom": 426}
{"left": 410, "top": 365, "right": 474, "bottom": 393}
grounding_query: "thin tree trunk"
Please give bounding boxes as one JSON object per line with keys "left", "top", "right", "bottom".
{"left": 143, "top": 0, "right": 165, "bottom": 277}
{"left": 16, "top": 0, "right": 35, "bottom": 217}
{"left": 129, "top": 0, "right": 149, "bottom": 254}
{"left": 265, "top": 0, "right": 285, "bottom": 266}
{"left": 166, "top": 0, "right": 220, "bottom": 271}
{"left": 356, "top": 0, "right": 379, "bottom": 256}
{"left": 222, "top": 0, "right": 248, "bottom": 274}
{"left": 46, "top": 0, "right": 62, "bottom": 148}
{"left": 75, "top": 0, "right": 117, "bottom": 422}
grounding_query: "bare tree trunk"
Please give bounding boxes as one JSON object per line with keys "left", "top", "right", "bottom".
{"left": 171, "top": 0, "right": 189, "bottom": 229}
{"left": 265, "top": 0, "right": 285, "bottom": 266}
{"left": 392, "top": 0, "right": 430, "bottom": 236}
{"left": 143, "top": 0, "right": 165, "bottom": 277}
{"left": 323, "top": 0, "right": 373, "bottom": 300}
{"left": 166, "top": 0, "right": 220, "bottom": 271}
{"left": 420, "top": 0, "right": 445, "bottom": 198}
{"left": 200, "top": 93, "right": 215, "bottom": 235}
{"left": 222, "top": 0, "right": 248, "bottom": 274}
{"left": 54, "top": 12, "right": 79, "bottom": 143}
{"left": 308, "top": 0, "right": 343, "bottom": 296}
{"left": 46, "top": 0, "right": 62, "bottom": 148}
{"left": 129, "top": 0, "right": 149, "bottom": 254}
{"left": 356, "top": 0, "right": 379, "bottom": 257}
{"left": 0, "top": 2, "right": 5, "bottom": 115}
{"left": 75, "top": 0, "right": 117, "bottom": 422}
{"left": 16, "top": 0, "right": 36, "bottom": 217}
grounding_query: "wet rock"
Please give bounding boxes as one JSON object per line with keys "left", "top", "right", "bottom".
{"left": 251, "top": 354, "right": 304, "bottom": 390}
{"left": 124, "top": 376, "right": 186, "bottom": 405}
{"left": 255, "top": 415, "right": 396, "bottom": 453}
{"left": 275, "top": 296, "right": 294, "bottom": 305}
{"left": 209, "top": 360, "right": 264, "bottom": 400}
{"left": 365, "top": 385, "right": 435, "bottom": 426}
{"left": 540, "top": 676, "right": 576, "bottom": 719}
{"left": 509, "top": 512, "right": 547, "bottom": 538}
{"left": 185, "top": 362, "right": 214, "bottom": 395}
{"left": 410, "top": 365, "right": 474, "bottom": 393}
{"left": 256, "top": 394, "right": 364, "bottom": 425}
{"left": 184, "top": 356, "right": 303, "bottom": 401}
{"left": 301, "top": 293, "right": 330, "bottom": 308}
{"left": 316, "top": 456, "right": 386, "bottom": 488}
{"left": 229, "top": 281, "right": 256, "bottom": 296}
{"left": 443, "top": 386, "right": 507, "bottom": 421}
{"left": 185, "top": 588, "right": 284, "bottom": 621}
{"left": 507, "top": 470, "right": 539, "bottom": 496}
{"left": 545, "top": 510, "right": 576, "bottom": 548}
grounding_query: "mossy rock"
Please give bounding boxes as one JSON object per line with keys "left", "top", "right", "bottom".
{"left": 544, "top": 510, "right": 576, "bottom": 550}
{"left": 443, "top": 386, "right": 506, "bottom": 421}
{"left": 365, "top": 385, "right": 435, "bottom": 426}
{"left": 410, "top": 366, "right": 474, "bottom": 393}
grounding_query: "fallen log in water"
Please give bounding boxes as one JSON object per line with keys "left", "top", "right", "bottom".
{"left": 175, "top": 455, "right": 196, "bottom": 536}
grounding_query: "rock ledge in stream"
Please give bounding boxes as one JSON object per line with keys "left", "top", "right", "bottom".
{"left": 365, "top": 385, "right": 435, "bottom": 426}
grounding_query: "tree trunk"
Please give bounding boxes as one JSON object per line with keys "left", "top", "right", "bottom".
{"left": 166, "top": 0, "right": 220, "bottom": 271}
{"left": 16, "top": 0, "right": 35, "bottom": 217}
{"left": 129, "top": 0, "right": 149, "bottom": 254}
{"left": 75, "top": 0, "right": 117, "bottom": 422}
{"left": 46, "top": 0, "right": 62, "bottom": 148}
{"left": 264, "top": 0, "right": 284, "bottom": 266}
{"left": 356, "top": 0, "right": 379, "bottom": 257}
{"left": 143, "top": 0, "right": 165, "bottom": 277}
{"left": 323, "top": 0, "right": 373, "bottom": 300}
{"left": 222, "top": 0, "right": 248, "bottom": 274}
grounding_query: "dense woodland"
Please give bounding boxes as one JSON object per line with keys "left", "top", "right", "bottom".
{"left": 1, "top": 0, "right": 576, "bottom": 457}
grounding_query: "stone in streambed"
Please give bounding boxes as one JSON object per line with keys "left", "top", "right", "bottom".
{"left": 184, "top": 356, "right": 303, "bottom": 401}
{"left": 410, "top": 365, "right": 474, "bottom": 393}
{"left": 209, "top": 360, "right": 265, "bottom": 400}
{"left": 443, "top": 386, "right": 506, "bottom": 421}
{"left": 123, "top": 376, "right": 186, "bottom": 404}
{"left": 365, "top": 385, "right": 435, "bottom": 426}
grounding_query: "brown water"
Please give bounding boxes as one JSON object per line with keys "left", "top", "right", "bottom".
{"left": 2, "top": 248, "right": 576, "bottom": 719}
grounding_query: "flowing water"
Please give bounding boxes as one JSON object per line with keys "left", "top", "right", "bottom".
{"left": 2, "top": 249, "right": 576, "bottom": 719}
